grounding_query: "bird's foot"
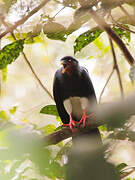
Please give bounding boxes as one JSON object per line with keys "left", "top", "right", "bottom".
{"left": 79, "top": 110, "right": 94, "bottom": 127}
{"left": 62, "top": 114, "right": 77, "bottom": 132}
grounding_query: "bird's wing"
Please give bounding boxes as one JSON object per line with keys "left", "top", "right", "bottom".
{"left": 53, "top": 71, "right": 69, "bottom": 124}
{"left": 81, "top": 67, "right": 97, "bottom": 103}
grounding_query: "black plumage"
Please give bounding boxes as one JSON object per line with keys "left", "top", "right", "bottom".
{"left": 53, "top": 56, "right": 101, "bottom": 142}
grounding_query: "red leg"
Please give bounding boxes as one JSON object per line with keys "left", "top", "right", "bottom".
{"left": 79, "top": 110, "right": 94, "bottom": 127}
{"left": 62, "top": 114, "right": 77, "bottom": 132}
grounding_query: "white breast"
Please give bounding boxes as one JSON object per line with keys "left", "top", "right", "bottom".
{"left": 63, "top": 97, "right": 90, "bottom": 120}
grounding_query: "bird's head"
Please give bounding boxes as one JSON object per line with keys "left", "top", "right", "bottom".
{"left": 60, "top": 56, "right": 79, "bottom": 74}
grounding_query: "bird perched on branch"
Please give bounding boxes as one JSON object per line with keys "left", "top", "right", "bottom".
{"left": 53, "top": 56, "right": 101, "bottom": 139}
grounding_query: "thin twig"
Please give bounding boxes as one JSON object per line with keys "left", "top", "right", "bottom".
{"left": 99, "top": 36, "right": 125, "bottom": 103}
{"left": 1, "top": 18, "right": 54, "bottom": 100}
{"left": 52, "top": 6, "right": 65, "bottom": 19}
{"left": 121, "top": 168, "right": 135, "bottom": 179}
{"left": 21, "top": 52, "right": 54, "bottom": 100}
{"left": 119, "top": 4, "right": 135, "bottom": 25}
{"left": 99, "top": 68, "right": 114, "bottom": 104}
{"left": 109, "top": 38, "right": 124, "bottom": 99}
{"left": 0, "top": 0, "right": 50, "bottom": 39}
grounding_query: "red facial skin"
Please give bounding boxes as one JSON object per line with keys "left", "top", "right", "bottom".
{"left": 62, "top": 61, "right": 73, "bottom": 75}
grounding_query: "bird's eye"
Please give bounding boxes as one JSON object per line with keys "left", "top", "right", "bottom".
{"left": 68, "top": 59, "right": 71, "bottom": 62}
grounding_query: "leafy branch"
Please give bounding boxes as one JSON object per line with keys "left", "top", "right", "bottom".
{"left": 89, "top": 8, "right": 135, "bottom": 65}
{"left": 0, "top": 0, "right": 50, "bottom": 39}
{"left": 1, "top": 17, "right": 54, "bottom": 100}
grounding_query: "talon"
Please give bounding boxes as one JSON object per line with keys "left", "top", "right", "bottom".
{"left": 62, "top": 114, "right": 76, "bottom": 132}
{"left": 79, "top": 110, "right": 94, "bottom": 127}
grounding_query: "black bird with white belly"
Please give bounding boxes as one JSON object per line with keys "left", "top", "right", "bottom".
{"left": 53, "top": 56, "right": 99, "bottom": 134}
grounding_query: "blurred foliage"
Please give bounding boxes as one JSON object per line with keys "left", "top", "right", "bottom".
{"left": 9, "top": 106, "right": 17, "bottom": 114}
{"left": 39, "top": 124, "right": 57, "bottom": 134}
{"left": 0, "top": 0, "right": 17, "bottom": 13}
{"left": 0, "top": 108, "right": 66, "bottom": 180}
{"left": 66, "top": 141, "right": 120, "bottom": 180}
{"left": 0, "top": 110, "right": 9, "bottom": 121}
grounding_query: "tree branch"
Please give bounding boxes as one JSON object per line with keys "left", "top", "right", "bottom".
{"left": 89, "top": 9, "right": 135, "bottom": 65}
{"left": 0, "top": 0, "right": 133, "bottom": 40}
{"left": 0, "top": 0, "right": 50, "bottom": 39}
{"left": 43, "top": 93, "right": 135, "bottom": 145}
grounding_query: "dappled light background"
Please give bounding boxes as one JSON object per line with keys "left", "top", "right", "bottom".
{"left": 1, "top": 0, "right": 135, "bottom": 179}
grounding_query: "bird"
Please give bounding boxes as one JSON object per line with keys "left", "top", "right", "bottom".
{"left": 53, "top": 56, "right": 100, "bottom": 138}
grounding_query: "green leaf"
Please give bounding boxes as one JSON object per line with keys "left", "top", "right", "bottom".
{"left": 116, "top": 163, "right": 128, "bottom": 172}
{"left": 74, "top": 25, "right": 130, "bottom": 54}
{"left": 40, "top": 105, "right": 59, "bottom": 116}
{"left": 0, "top": 40, "right": 24, "bottom": 69}
{"left": 113, "top": 26, "right": 130, "bottom": 42}
{"left": 43, "top": 21, "right": 72, "bottom": 41}
{"left": 99, "top": 125, "right": 107, "bottom": 131}
{"left": 74, "top": 28, "right": 103, "bottom": 54}
{"left": 46, "top": 31, "right": 71, "bottom": 41}
{"left": 56, "top": 116, "right": 62, "bottom": 124}
{"left": 55, "top": 125, "right": 63, "bottom": 131}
